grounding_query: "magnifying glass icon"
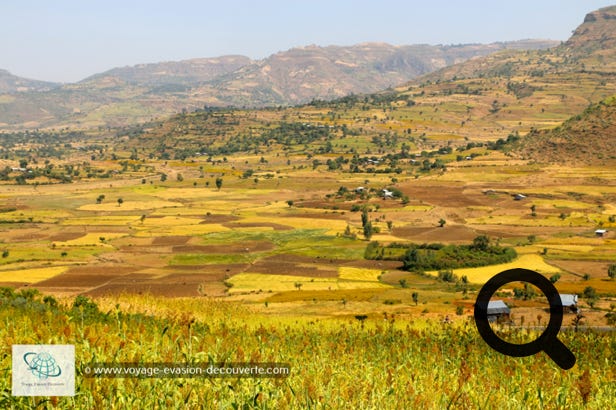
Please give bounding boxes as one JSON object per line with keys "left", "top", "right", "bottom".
{"left": 474, "top": 268, "right": 576, "bottom": 370}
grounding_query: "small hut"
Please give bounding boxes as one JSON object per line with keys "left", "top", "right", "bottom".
{"left": 560, "top": 294, "right": 579, "bottom": 313}
{"left": 487, "top": 300, "right": 510, "bottom": 323}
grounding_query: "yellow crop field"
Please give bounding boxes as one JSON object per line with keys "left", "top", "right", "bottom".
{"left": 55, "top": 232, "right": 127, "bottom": 246}
{"left": 397, "top": 205, "right": 434, "bottom": 212}
{"left": 542, "top": 236, "right": 606, "bottom": 246}
{"left": 151, "top": 188, "right": 227, "bottom": 200}
{"left": 134, "top": 223, "right": 230, "bottom": 237}
{"left": 78, "top": 200, "right": 183, "bottom": 211}
{"left": 530, "top": 198, "right": 592, "bottom": 209}
{"left": 228, "top": 272, "right": 391, "bottom": 294}
{"left": 427, "top": 254, "right": 562, "bottom": 284}
{"left": 61, "top": 216, "right": 140, "bottom": 226}
{"left": 141, "top": 216, "right": 204, "bottom": 226}
{"left": 338, "top": 267, "right": 383, "bottom": 281}
{"left": 246, "top": 216, "right": 349, "bottom": 233}
{"left": 466, "top": 215, "right": 590, "bottom": 227}
{"left": 0, "top": 266, "right": 68, "bottom": 283}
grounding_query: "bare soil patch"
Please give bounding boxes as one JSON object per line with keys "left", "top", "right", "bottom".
{"left": 277, "top": 212, "right": 348, "bottom": 220}
{"left": 85, "top": 271, "right": 228, "bottom": 297}
{"left": 49, "top": 232, "right": 85, "bottom": 241}
{"left": 0, "top": 282, "right": 27, "bottom": 288}
{"left": 393, "top": 224, "right": 478, "bottom": 243}
{"left": 246, "top": 254, "right": 341, "bottom": 277}
{"left": 152, "top": 236, "right": 191, "bottom": 246}
{"left": 163, "top": 263, "right": 248, "bottom": 276}
{"left": 34, "top": 266, "right": 135, "bottom": 287}
{"left": 200, "top": 214, "right": 241, "bottom": 224}
{"left": 404, "top": 184, "right": 483, "bottom": 207}
{"left": 547, "top": 260, "right": 613, "bottom": 279}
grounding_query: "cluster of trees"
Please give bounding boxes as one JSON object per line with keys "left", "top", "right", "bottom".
{"left": 365, "top": 236, "right": 517, "bottom": 272}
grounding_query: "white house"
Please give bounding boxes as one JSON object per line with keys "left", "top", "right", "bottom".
{"left": 382, "top": 189, "right": 394, "bottom": 199}
{"left": 560, "top": 294, "right": 579, "bottom": 313}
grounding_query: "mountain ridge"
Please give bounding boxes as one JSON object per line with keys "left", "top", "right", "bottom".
{"left": 0, "top": 69, "right": 59, "bottom": 94}
{"left": 0, "top": 39, "right": 558, "bottom": 129}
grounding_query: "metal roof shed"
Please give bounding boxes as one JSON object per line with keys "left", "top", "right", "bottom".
{"left": 487, "top": 300, "right": 510, "bottom": 315}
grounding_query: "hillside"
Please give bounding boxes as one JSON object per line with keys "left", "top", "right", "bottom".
{"left": 204, "top": 41, "right": 558, "bottom": 106}
{"left": 421, "top": 5, "right": 616, "bottom": 82}
{"left": 82, "top": 55, "right": 252, "bottom": 86}
{"left": 129, "top": 6, "right": 616, "bottom": 164}
{"left": 517, "top": 95, "right": 616, "bottom": 163}
{"left": 0, "top": 40, "right": 556, "bottom": 130}
{"left": 0, "top": 69, "right": 58, "bottom": 94}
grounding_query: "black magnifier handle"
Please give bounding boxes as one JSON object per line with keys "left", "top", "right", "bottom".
{"left": 543, "top": 337, "right": 576, "bottom": 370}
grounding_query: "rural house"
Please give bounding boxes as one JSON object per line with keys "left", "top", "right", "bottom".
{"left": 560, "top": 294, "right": 579, "bottom": 313}
{"left": 486, "top": 300, "right": 510, "bottom": 323}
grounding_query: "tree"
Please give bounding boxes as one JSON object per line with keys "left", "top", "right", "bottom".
{"left": 583, "top": 286, "right": 596, "bottom": 299}
{"left": 412, "top": 292, "right": 419, "bottom": 306}
{"left": 608, "top": 264, "right": 616, "bottom": 280}
{"left": 294, "top": 282, "right": 302, "bottom": 291}
{"left": 549, "top": 273, "right": 561, "bottom": 283}
{"left": 361, "top": 209, "right": 369, "bottom": 228}
{"left": 117, "top": 198, "right": 123, "bottom": 207}
{"left": 96, "top": 194, "right": 105, "bottom": 204}
{"left": 1, "top": 250, "right": 8, "bottom": 258}
{"left": 286, "top": 200, "right": 294, "bottom": 207}
{"left": 160, "top": 173, "right": 167, "bottom": 182}
{"left": 215, "top": 177, "right": 223, "bottom": 190}
{"left": 472, "top": 235, "right": 490, "bottom": 251}
{"left": 438, "top": 218, "right": 446, "bottom": 228}
{"left": 363, "top": 222, "right": 374, "bottom": 241}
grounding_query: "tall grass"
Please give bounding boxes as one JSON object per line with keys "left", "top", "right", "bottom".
{"left": 0, "top": 291, "right": 614, "bottom": 409}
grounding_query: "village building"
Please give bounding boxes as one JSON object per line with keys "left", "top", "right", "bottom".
{"left": 560, "top": 294, "right": 579, "bottom": 313}
{"left": 486, "top": 300, "right": 510, "bottom": 323}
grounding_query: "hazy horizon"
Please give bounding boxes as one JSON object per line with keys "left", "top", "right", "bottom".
{"left": 1, "top": 0, "right": 615, "bottom": 83}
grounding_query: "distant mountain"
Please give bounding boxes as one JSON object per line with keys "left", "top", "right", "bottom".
{"left": 0, "top": 40, "right": 557, "bottom": 129}
{"left": 0, "top": 69, "right": 59, "bottom": 94}
{"left": 203, "top": 41, "right": 559, "bottom": 107}
{"left": 82, "top": 55, "right": 252, "bottom": 86}
{"left": 132, "top": 6, "right": 616, "bottom": 166}
{"left": 516, "top": 96, "right": 616, "bottom": 164}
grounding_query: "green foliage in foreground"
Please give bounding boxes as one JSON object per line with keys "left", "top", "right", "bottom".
{"left": 0, "top": 291, "right": 614, "bottom": 409}
{"left": 365, "top": 236, "right": 517, "bottom": 272}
